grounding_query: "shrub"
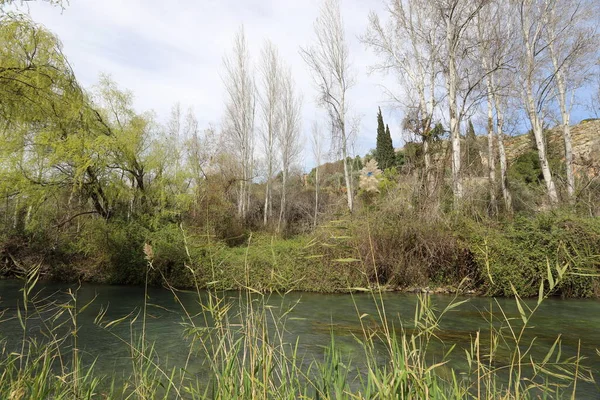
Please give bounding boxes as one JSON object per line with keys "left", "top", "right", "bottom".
{"left": 331, "top": 208, "right": 478, "bottom": 289}
{"left": 465, "top": 212, "right": 600, "bottom": 297}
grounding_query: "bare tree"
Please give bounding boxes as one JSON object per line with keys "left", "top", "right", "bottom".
{"left": 258, "top": 40, "right": 283, "bottom": 226}
{"left": 491, "top": 72, "right": 514, "bottom": 214}
{"left": 433, "top": 0, "right": 489, "bottom": 204}
{"left": 310, "top": 120, "right": 325, "bottom": 228}
{"left": 515, "top": 0, "right": 559, "bottom": 204}
{"left": 166, "top": 103, "right": 184, "bottom": 183}
{"left": 545, "top": 0, "right": 599, "bottom": 201}
{"left": 183, "top": 108, "right": 210, "bottom": 187}
{"left": 481, "top": 1, "right": 519, "bottom": 214}
{"left": 476, "top": 2, "right": 521, "bottom": 215}
{"left": 363, "top": 0, "right": 442, "bottom": 197}
{"left": 278, "top": 67, "right": 302, "bottom": 232}
{"left": 475, "top": 7, "right": 499, "bottom": 214}
{"left": 222, "top": 26, "right": 256, "bottom": 219}
{"left": 300, "top": 0, "right": 355, "bottom": 212}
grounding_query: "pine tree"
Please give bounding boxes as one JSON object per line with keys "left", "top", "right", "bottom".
{"left": 375, "top": 108, "right": 396, "bottom": 170}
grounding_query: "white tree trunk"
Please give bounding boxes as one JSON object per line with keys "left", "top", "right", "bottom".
{"left": 492, "top": 91, "right": 512, "bottom": 214}
{"left": 314, "top": 165, "right": 319, "bottom": 228}
{"left": 278, "top": 169, "right": 287, "bottom": 233}
{"left": 423, "top": 138, "right": 432, "bottom": 194}
{"left": 560, "top": 108, "right": 575, "bottom": 200}
{"left": 311, "top": 121, "right": 323, "bottom": 228}
{"left": 550, "top": 54, "right": 575, "bottom": 200}
{"left": 341, "top": 123, "right": 354, "bottom": 212}
{"left": 519, "top": 2, "right": 559, "bottom": 205}
{"left": 263, "top": 184, "right": 270, "bottom": 226}
{"left": 446, "top": 25, "right": 463, "bottom": 203}
{"left": 418, "top": 81, "right": 434, "bottom": 197}
{"left": 525, "top": 92, "right": 559, "bottom": 204}
{"left": 486, "top": 79, "right": 497, "bottom": 214}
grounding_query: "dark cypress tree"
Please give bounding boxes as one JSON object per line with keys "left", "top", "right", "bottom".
{"left": 465, "top": 119, "right": 483, "bottom": 176}
{"left": 385, "top": 124, "right": 394, "bottom": 167}
{"left": 375, "top": 108, "right": 396, "bottom": 170}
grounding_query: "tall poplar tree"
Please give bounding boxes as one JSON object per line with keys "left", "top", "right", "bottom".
{"left": 301, "top": 0, "right": 355, "bottom": 212}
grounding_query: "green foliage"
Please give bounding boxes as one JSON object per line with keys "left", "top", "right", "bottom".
{"left": 580, "top": 118, "right": 600, "bottom": 124}
{"left": 429, "top": 122, "right": 446, "bottom": 140}
{"left": 394, "top": 149, "right": 405, "bottom": 168}
{"left": 378, "top": 167, "right": 399, "bottom": 194}
{"left": 375, "top": 108, "right": 395, "bottom": 170}
{"left": 465, "top": 212, "right": 600, "bottom": 297}
{"left": 352, "top": 155, "right": 363, "bottom": 171}
{"left": 509, "top": 150, "right": 543, "bottom": 186}
{"left": 1, "top": 0, "right": 600, "bottom": 308}
{"left": 508, "top": 149, "right": 566, "bottom": 211}
{"left": 189, "top": 233, "right": 368, "bottom": 293}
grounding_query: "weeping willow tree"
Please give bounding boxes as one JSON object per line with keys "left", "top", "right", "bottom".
{"left": 0, "top": 13, "right": 98, "bottom": 230}
{"left": 0, "top": 13, "right": 181, "bottom": 234}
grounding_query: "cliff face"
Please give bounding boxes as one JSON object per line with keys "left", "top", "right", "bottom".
{"left": 503, "top": 119, "right": 600, "bottom": 177}
{"left": 422, "top": 119, "right": 600, "bottom": 173}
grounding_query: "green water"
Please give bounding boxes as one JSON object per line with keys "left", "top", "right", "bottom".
{"left": 1, "top": 280, "right": 599, "bottom": 397}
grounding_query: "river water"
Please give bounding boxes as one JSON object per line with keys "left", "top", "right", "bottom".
{"left": 1, "top": 279, "right": 599, "bottom": 397}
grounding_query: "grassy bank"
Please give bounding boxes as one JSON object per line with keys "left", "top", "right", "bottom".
{"left": 2, "top": 210, "right": 600, "bottom": 298}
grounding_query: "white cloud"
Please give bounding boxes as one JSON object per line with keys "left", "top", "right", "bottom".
{"left": 26, "top": 0, "right": 404, "bottom": 168}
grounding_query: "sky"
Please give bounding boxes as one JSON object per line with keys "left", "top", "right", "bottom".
{"left": 16, "top": 0, "right": 600, "bottom": 170}
{"left": 22, "top": 0, "right": 403, "bottom": 168}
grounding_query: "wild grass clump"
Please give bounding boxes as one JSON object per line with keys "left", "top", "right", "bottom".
{"left": 0, "top": 265, "right": 103, "bottom": 399}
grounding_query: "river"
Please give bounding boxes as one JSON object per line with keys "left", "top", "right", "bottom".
{"left": 1, "top": 279, "right": 599, "bottom": 397}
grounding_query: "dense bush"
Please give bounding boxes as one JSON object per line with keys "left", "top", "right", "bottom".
{"left": 508, "top": 150, "right": 544, "bottom": 186}
{"left": 347, "top": 209, "right": 476, "bottom": 288}
{"left": 464, "top": 212, "right": 600, "bottom": 297}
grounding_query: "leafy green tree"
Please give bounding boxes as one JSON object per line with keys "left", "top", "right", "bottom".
{"left": 0, "top": 15, "right": 114, "bottom": 227}
{"left": 375, "top": 108, "right": 395, "bottom": 170}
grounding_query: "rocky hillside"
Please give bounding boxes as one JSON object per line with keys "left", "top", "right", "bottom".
{"left": 503, "top": 119, "right": 600, "bottom": 176}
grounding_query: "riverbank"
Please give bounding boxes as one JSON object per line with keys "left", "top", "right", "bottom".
{"left": 2, "top": 210, "right": 599, "bottom": 298}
